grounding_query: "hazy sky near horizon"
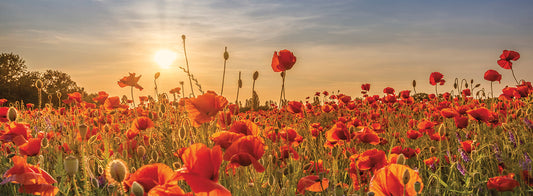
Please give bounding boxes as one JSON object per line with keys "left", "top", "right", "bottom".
{"left": 2, "top": 0, "right": 533, "bottom": 103}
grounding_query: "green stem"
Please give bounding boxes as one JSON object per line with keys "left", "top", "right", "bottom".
{"left": 511, "top": 68, "right": 520, "bottom": 85}
{"left": 490, "top": 82, "right": 494, "bottom": 99}
{"left": 279, "top": 71, "right": 286, "bottom": 107}
{"left": 182, "top": 36, "right": 195, "bottom": 97}
{"left": 131, "top": 86, "right": 135, "bottom": 107}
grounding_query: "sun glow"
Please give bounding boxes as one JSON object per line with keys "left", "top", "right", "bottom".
{"left": 154, "top": 49, "right": 177, "bottom": 69}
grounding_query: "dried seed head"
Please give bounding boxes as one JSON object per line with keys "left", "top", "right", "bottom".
{"left": 224, "top": 47, "right": 229, "bottom": 60}
{"left": 136, "top": 145, "right": 146, "bottom": 157}
{"left": 7, "top": 107, "right": 17, "bottom": 122}
{"left": 105, "top": 159, "right": 129, "bottom": 184}
{"left": 253, "top": 71, "right": 259, "bottom": 80}
{"left": 402, "top": 169, "right": 410, "bottom": 185}
{"left": 64, "top": 156, "right": 79, "bottom": 176}
{"left": 396, "top": 154, "right": 406, "bottom": 165}
{"left": 131, "top": 181, "right": 144, "bottom": 196}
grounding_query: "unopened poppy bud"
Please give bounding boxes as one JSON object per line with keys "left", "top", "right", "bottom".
{"left": 35, "top": 79, "right": 43, "bottom": 89}
{"left": 41, "top": 137, "right": 49, "bottom": 148}
{"left": 179, "top": 81, "right": 184, "bottom": 85}
{"left": 105, "top": 159, "right": 129, "bottom": 184}
{"left": 253, "top": 71, "right": 259, "bottom": 80}
{"left": 90, "top": 177, "right": 99, "bottom": 188}
{"left": 154, "top": 72, "right": 160, "bottom": 79}
{"left": 402, "top": 169, "right": 410, "bottom": 185}
{"left": 396, "top": 154, "right": 406, "bottom": 165}
{"left": 148, "top": 112, "right": 154, "bottom": 119}
{"left": 367, "top": 192, "right": 375, "bottom": 196}
{"left": 429, "top": 146, "right": 436, "bottom": 154}
{"left": 64, "top": 156, "right": 79, "bottom": 176}
{"left": 160, "top": 104, "right": 166, "bottom": 113}
{"left": 136, "top": 146, "right": 146, "bottom": 157}
{"left": 438, "top": 123, "right": 445, "bottom": 135}
{"left": 414, "top": 181, "right": 421, "bottom": 193}
{"left": 224, "top": 47, "right": 229, "bottom": 60}
{"left": 454, "top": 82, "right": 458, "bottom": 89}
{"left": 79, "top": 124, "right": 88, "bottom": 140}
{"left": 131, "top": 181, "right": 144, "bottom": 196}
{"left": 412, "top": 80, "right": 416, "bottom": 88}
{"left": 7, "top": 107, "right": 17, "bottom": 121}
{"left": 181, "top": 34, "right": 186, "bottom": 40}
{"left": 238, "top": 79, "right": 242, "bottom": 88}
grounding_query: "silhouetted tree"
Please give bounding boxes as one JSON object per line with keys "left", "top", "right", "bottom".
{"left": 0, "top": 53, "right": 27, "bottom": 102}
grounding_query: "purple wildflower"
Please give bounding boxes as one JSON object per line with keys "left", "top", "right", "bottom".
{"left": 508, "top": 130, "right": 516, "bottom": 147}
{"left": 458, "top": 148, "right": 470, "bottom": 162}
{"left": 455, "top": 132, "right": 462, "bottom": 143}
{"left": 457, "top": 163, "right": 466, "bottom": 176}
{"left": 525, "top": 118, "right": 533, "bottom": 130}
{"left": 492, "top": 145, "right": 503, "bottom": 163}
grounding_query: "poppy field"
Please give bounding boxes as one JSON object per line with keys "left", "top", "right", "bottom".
{"left": 1, "top": 49, "right": 533, "bottom": 196}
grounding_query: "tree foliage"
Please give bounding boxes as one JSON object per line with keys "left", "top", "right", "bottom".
{"left": 0, "top": 53, "right": 87, "bottom": 106}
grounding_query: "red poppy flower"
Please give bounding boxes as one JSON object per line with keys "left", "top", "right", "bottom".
{"left": 210, "top": 131, "right": 244, "bottom": 149}
{"left": 223, "top": 136, "right": 265, "bottom": 172}
{"left": 228, "top": 120, "right": 259, "bottom": 136}
{"left": 176, "top": 143, "right": 230, "bottom": 196}
{"left": 131, "top": 116, "right": 154, "bottom": 132}
{"left": 62, "top": 92, "right": 82, "bottom": 104}
{"left": 1, "top": 156, "right": 58, "bottom": 196}
{"left": 440, "top": 108, "right": 459, "bottom": 118}
{"left": 271, "top": 49, "right": 296, "bottom": 72}
{"left": 326, "top": 122, "right": 352, "bottom": 143}
{"left": 18, "top": 137, "right": 42, "bottom": 156}
{"left": 217, "top": 111, "right": 233, "bottom": 129}
{"left": 407, "top": 130, "right": 423, "bottom": 140}
{"left": 0, "top": 122, "right": 31, "bottom": 142}
{"left": 338, "top": 95, "right": 351, "bottom": 104}
{"left": 424, "top": 157, "right": 439, "bottom": 166}
{"left": 184, "top": 91, "right": 228, "bottom": 127}
{"left": 369, "top": 164, "right": 424, "bottom": 196}
{"left": 118, "top": 72, "right": 143, "bottom": 90}
{"left": 484, "top": 70, "right": 502, "bottom": 83}
{"left": 497, "top": 50, "right": 520, "bottom": 70}
{"left": 0, "top": 98, "right": 7, "bottom": 106}
{"left": 123, "top": 163, "right": 175, "bottom": 193}
{"left": 462, "top": 89, "right": 471, "bottom": 97}
{"left": 0, "top": 107, "right": 9, "bottom": 122}
{"left": 354, "top": 128, "right": 380, "bottom": 145}
{"left": 399, "top": 90, "right": 410, "bottom": 99}
{"left": 93, "top": 91, "right": 109, "bottom": 105}
{"left": 356, "top": 149, "right": 387, "bottom": 172}
{"left": 383, "top": 87, "right": 395, "bottom": 95}
{"left": 467, "top": 107, "right": 493, "bottom": 123}
{"left": 104, "top": 96, "right": 129, "bottom": 110}
{"left": 147, "top": 183, "right": 189, "bottom": 196}
{"left": 278, "top": 128, "right": 303, "bottom": 145}
{"left": 487, "top": 173, "right": 519, "bottom": 192}
{"left": 169, "top": 87, "right": 181, "bottom": 94}
{"left": 296, "top": 175, "right": 329, "bottom": 195}
{"left": 460, "top": 140, "right": 478, "bottom": 153}
{"left": 303, "top": 160, "right": 329, "bottom": 174}
{"left": 287, "top": 101, "right": 304, "bottom": 114}
{"left": 361, "top": 83, "right": 371, "bottom": 91}
{"left": 429, "top": 72, "right": 444, "bottom": 86}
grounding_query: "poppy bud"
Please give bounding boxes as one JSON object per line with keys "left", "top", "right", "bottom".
{"left": 414, "top": 181, "right": 421, "bottom": 193}
{"left": 148, "top": 112, "right": 154, "bottom": 119}
{"left": 7, "top": 107, "right": 17, "bottom": 121}
{"left": 105, "top": 159, "right": 129, "bottom": 184}
{"left": 154, "top": 72, "right": 160, "bottom": 79}
{"left": 475, "top": 84, "right": 480, "bottom": 88}
{"left": 402, "top": 169, "right": 410, "bottom": 185}
{"left": 130, "top": 181, "right": 144, "bottom": 196}
{"left": 79, "top": 124, "right": 88, "bottom": 140}
{"left": 438, "top": 124, "right": 445, "bottom": 135}
{"left": 429, "top": 146, "right": 436, "bottom": 154}
{"left": 396, "top": 154, "right": 406, "bottom": 165}
{"left": 64, "top": 156, "right": 79, "bottom": 176}
{"left": 412, "top": 80, "right": 416, "bottom": 88}
{"left": 465, "top": 83, "right": 468, "bottom": 88}
{"left": 367, "top": 192, "right": 375, "bottom": 196}
{"left": 136, "top": 145, "right": 146, "bottom": 157}
{"left": 35, "top": 79, "right": 43, "bottom": 89}
{"left": 160, "top": 104, "right": 166, "bottom": 113}
{"left": 454, "top": 82, "right": 458, "bottom": 89}
{"left": 224, "top": 47, "right": 229, "bottom": 60}
{"left": 238, "top": 79, "right": 243, "bottom": 88}
{"left": 181, "top": 34, "right": 186, "bottom": 40}
{"left": 253, "top": 71, "right": 259, "bottom": 80}
{"left": 41, "top": 137, "right": 49, "bottom": 148}
{"left": 91, "top": 177, "right": 99, "bottom": 188}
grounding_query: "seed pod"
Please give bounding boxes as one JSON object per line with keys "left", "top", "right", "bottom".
{"left": 64, "top": 156, "right": 79, "bottom": 176}
{"left": 136, "top": 146, "right": 146, "bottom": 157}
{"left": 7, "top": 107, "right": 17, "bottom": 122}
{"left": 396, "top": 154, "right": 406, "bottom": 165}
{"left": 35, "top": 79, "right": 43, "bottom": 89}
{"left": 79, "top": 124, "right": 88, "bottom": 140}
{"left": 224, "top": 47, "right": 229, "bottom": 60}
{"left": 414, "top": 181, "right": 422, "bottom": 193}
{"left": 105, "top": 159, "right": 129, "bottom": 184}
{"left": 367, "top": 192, "right": 375, "bottom": 196}
{"left": 131, "top": 181, "right": 144, "bottom": 196}
{"left": 253, "top": 71, "right": 259, "bottom": 80}
{"left": 402, "top": 169, "right": 410, "bottom": 185}
{"left": 160, "top": 104, "right": 166, "bottom": 113}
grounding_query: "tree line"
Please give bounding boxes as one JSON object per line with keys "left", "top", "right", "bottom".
{"left": 0, "top": 52, "right": 90, "bottom": 107}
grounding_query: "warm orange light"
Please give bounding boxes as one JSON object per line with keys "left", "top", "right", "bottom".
{"left": 154, "top": 49, "right": 177, "bottom": 69}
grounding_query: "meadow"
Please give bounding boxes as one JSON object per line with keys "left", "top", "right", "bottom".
{"left": 0, "top": 49, "right": 532, "bottom": 196}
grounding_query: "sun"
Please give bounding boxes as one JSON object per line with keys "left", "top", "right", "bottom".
{"left": 154, "top": 49, "right": 177, "bottom": 69}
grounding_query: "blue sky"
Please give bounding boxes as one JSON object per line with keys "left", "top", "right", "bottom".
{"left": 1, "top": 0, "right": 533, "bottom": 102}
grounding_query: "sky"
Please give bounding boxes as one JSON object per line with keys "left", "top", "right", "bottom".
{"left": 1, "top": 0, "right": 533, "bottom": 103}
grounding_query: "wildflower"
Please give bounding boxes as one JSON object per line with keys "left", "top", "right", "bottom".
{"left": 223, "top": 136, "right": 265, "bottom": 172}
{"left": 383, "top": 87, "right": 395, "bottom": 95}
{"left": 368, "top": 164, "right": 424, "bottom": 196}
{"left": 357, "top": 149, "right": 388, "bottom": 172}
{"left": 497, "top": 50, "right": 520, "bottom": 70}
{"left": 104, "top": 96, "right": 129, "bottom": 110}
{"left": 457, "top": 162, "right": 466, "bottom": 176}
{"left": 361, "top": 83, "right": 371, "bottom": 92}
{"left": 184, "top": 91, "right": 228, "bottom": 127}
{"left": 131, "top": 116, "right": 154, "bottom": 132}
{"left": 271, "top": 49, "right": 296, "bottom": 72}
{"left": 18, "top": 137, "right": 42, "bottom": 156}
{"left": 487, "top": 173, "right": 519, "bottom": 192}
{"left": 93, "top": 91, "right": 109, "bottom": 105}
{"left": 1, "top": 156, "right": 58, "bottom": 196}
{"left": 484, "top": 70, "right": 502, "bottom": 83}
{"left": 296, "top": 175, "right": 329, "bottom": 195}
{"left": 228, "top": 120, "right": 260, "bottom": 136}
{"left": 123, "top": 163, "right": 175, "bottom": 194}
{"left": 118, "top": 72, "right": 143, "bottom": 90}
{"left": 176, "top": 143, "right": 231, "bottom": 195}
{"left": 429, "top": 72, "right": 445, "bottom": 86}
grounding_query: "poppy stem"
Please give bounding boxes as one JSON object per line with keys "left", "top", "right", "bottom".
{"left": 221, "top": 47, "right": 228, "bottom": 96}
{"left": 490, "top": 81, "right": 494, "bottom": 99}
{"left": 182, "top": 35, "right": 195, "bottom": 97}
{"left": 154, "top": 78, "right": 159, "bottom": 101}
{"left": 279, "top": 71, "right": 286, "bottom": 107}
{"left": 131, "top": 86, "right": 136, "bottom": 108}
{"left": 511, "top": 68, "right": 520, "bottom": 85}
{"left": 435, "top": 85, "right": 438, "bottom": 97}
